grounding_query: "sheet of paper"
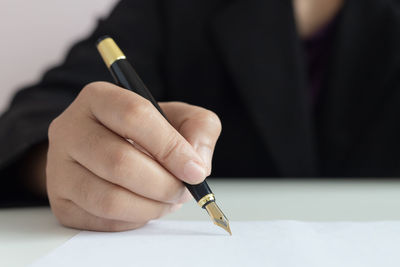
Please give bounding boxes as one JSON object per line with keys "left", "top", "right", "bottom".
{"left": 31, "top": 220, "right": 400, "bottom": 267}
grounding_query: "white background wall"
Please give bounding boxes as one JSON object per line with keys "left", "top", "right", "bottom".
{"left": 0, "top": 0, "right": 119, "bottom": 113}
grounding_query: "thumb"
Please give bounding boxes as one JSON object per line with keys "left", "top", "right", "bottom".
{"left": 160, "top": 102, "right": 222, "bottom": 175}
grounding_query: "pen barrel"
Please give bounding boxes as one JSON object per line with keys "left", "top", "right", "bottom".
{"left": 110, "top": 59, "right": 165, "bottom": 116}
{"left": 184, "top": 181, "right": 213, "bottom": 205}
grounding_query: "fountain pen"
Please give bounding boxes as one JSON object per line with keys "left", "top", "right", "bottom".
{"left": 96, "top": 36, "right": 231, "bottom": 235}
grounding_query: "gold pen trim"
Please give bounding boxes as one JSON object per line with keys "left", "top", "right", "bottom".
{"left": 197, "top": 193, "right": 215, "bottom": 208}
{"left": 96, "top": 37, "right": 126, "bottom": 68}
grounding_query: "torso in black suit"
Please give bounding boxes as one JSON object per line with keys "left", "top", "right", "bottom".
{"left": 1, "top": 0, "right": 400, "bottom": 205}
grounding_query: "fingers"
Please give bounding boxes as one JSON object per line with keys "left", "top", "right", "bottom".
{"left": 52, "top": 160, "right": 173, "bottom": 223}
{"left": 160, "top": 102, "right": 222, "bottom": 175}
{"left": 64, "top": 117, "right": 188, "bottom": 204}
{"left": 78, "top": 82, "right": 207, "bottom": 184}
{"left": 46, "top": 81, "right": 221, "bottom": 232}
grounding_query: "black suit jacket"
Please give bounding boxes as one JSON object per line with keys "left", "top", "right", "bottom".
{"left": 1, "top": 0, "right": 400, "bottom": 205}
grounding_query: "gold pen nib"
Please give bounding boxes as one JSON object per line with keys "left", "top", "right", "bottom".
{"left": 205, "top": 202, "right": 232, "bottom": 235}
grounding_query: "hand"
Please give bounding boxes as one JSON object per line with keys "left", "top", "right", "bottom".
{"left": 47, "top": 82, "right": 221, "bottom": 231}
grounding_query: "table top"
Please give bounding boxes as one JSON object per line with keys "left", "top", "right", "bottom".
{"left": 2, "top": 179, "right": 400, "bottom": 267}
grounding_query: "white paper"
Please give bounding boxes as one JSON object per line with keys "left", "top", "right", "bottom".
{"left": 31, "top": 220, "right": 400, "bottom": 267}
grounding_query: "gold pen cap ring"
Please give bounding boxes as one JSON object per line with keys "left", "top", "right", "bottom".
{"left": 197, "top": 193, "right": 215, "bottom": 208}
{"left": 96, "top": 36, "right": 126, "bottom": 68}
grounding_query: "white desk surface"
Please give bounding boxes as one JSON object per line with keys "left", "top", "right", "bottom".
{"left": 2, "top": 179, "right": 400, "bottom": 267}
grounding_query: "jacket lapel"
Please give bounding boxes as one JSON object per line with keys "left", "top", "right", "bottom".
{"left": 211, "top": 0, "right": 317, "bottom": 176}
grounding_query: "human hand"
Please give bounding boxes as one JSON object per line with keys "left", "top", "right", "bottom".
{"left": 47, "top": 82, "right": 221, "bottom": 231}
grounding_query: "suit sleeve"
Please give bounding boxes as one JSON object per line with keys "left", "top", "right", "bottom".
{"left": 0, "top": 0, "right": 166, "bottom": 206}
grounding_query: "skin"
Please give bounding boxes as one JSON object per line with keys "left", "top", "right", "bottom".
{"left": 44, "top": 82, "right": 222, "bottom": 231}
{"left": 293, "top": 0, "right": 344, "bottom": 38}
{"left": 25, "top": 0, "right": 344, "bottom": 231}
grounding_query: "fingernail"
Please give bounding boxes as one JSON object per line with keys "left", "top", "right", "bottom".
{"left": 183, "top": 160, "right": 206, "bottom": 183}
{"left": 197, "top": 146, "right": 213, "bottom": 175}
{"left": 169, "top": 203, "right": 183, "bottom": 213}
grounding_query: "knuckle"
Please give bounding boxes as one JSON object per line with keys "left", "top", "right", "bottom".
{"left": 79, "top": 83, "right": 96, "bottom": 100}
{"left": 107, "top": 149, "right": 131, "bottom": 180}
{"left": 78, "top": 82, "right": 112, "bottom": 105}
{"left": 122, "top": 98, "right": 153, "bottom": 124}
{"left": 80, "top": 82, "right": 105, "bottom": 97}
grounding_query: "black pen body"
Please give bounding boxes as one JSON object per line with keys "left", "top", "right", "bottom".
{"left": 109, "top": 60, "right": 163, "bottom": 115}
